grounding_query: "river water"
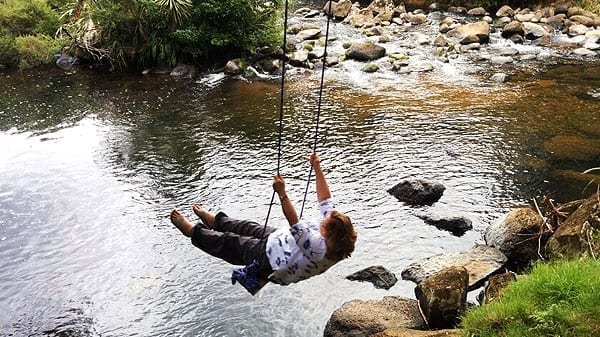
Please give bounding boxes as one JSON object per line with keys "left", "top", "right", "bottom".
{"left": 1, "top": 22, "right": 600, "bottom": 337}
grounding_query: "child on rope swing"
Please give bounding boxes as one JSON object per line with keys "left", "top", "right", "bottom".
{"left": 170, "top": 152, "right": 357, "bottom": 292}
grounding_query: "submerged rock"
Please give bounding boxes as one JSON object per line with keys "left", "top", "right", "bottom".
{"left": 543, "top": 135, "right": 600, "bottom": 161}
{"left": 388, "top": 180, "right": 445, "bottom": 205}
{"left": 346, "top": 265, "right": 397, "bottom": 289}
{"left": 418, "top": 213, "right": 473, "bottom": 237}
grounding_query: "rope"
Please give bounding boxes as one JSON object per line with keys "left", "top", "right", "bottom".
{"left": 261, "top": 0, "right": 290, "bottom": 237}
{"left": 232, "top": 0, "right": 333, "bottom": 295}
{"left": 300, "top": 0, "right": 333, "bottom": 219}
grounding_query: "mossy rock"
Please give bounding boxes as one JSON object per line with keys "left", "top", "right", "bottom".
{"left": 362, "top": 62, "right": 379, "bottom": 72}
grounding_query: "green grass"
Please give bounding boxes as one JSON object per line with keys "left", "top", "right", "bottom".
{"left": 572, "top": 0, "right": 600, "bottom": 15}
{"left": 461, "top": 259, "right": 600, "bottom": 337}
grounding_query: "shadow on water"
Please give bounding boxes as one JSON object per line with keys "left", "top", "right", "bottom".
{"left": 0, "top": 61, "right": 599, "bottom": 336}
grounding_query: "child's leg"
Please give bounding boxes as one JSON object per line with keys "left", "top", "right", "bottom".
{"left": 213, "top": 212, "right": 276, "bottom": 239}
{"left": 190, "top": 225, "right": 271, "bottom": 270}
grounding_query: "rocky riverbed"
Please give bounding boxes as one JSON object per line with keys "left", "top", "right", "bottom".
{"left": 221, "top": 0, "right": 599, "bottom": 86}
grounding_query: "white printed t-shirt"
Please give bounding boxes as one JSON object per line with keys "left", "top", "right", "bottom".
{"left": 265, "top": 198, "right": 336, "bottom": 285}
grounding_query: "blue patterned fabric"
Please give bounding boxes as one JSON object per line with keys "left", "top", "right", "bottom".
{"left": 265, "top": 198, "right": 336, "bottom": 285}
{"left": 231, "top": 259, "right": 260, "bottom": 295}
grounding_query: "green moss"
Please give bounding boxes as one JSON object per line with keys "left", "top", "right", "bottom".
{"left": 461, "top": 259, "right": 600, "bottom": 337}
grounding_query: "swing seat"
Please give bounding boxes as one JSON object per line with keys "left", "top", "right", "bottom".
{"left": 231, "top": 259, "right": 261, "bottom": 295}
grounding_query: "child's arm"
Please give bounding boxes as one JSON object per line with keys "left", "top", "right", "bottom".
{"left": 310, "top": 153, "right": 332, "bottom": 202}
{"left": 273, "top": 174, "right": 299, "bottom": 226}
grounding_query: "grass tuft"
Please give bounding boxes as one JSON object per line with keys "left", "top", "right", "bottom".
{"left": 461, "top": 259, "right": 600, "bottom": 337}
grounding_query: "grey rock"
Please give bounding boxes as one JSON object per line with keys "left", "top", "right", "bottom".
{"left": 418, "top": 213, "right": 473, "bottom": 236}
{"left": 522, "top": 22, "right": 551, "bottom": 39}
{"left": 545, "top": 192, "right": 600, "bottom": 259}
{"left": 415, "top": 266, "right": 468, "bottom": 329}
{"left": 572, "top": 47, "right": 597, "bottom": 56}
{"left": 297, "top": 28, "right": 321, "bottom": 41}
{"left": 447, "top": 21, "right": 490, "bottom": 44}
{"left": 480, "top": 272, "right": 516, "bottom": 304}
{"left": 569, "top": 23, "right": 590, "bottom": 36}
{"left": 346, "top": 265, "right": 398, "bottom": 289}
{"left": 401, "top": 244, "right": 507, "bottom": 290}
{"left": 56, "top": 52, "right": 78, "bottom": 71}
{"left": 324, "top": 297, "right": 427, "bottom": 337}
{"left": 323, "top": 0, "right": 353, "bottom": 18}
{"left": 490, "top": 73, "right": 507, "bottom": 83}
{"left": 388, "top": 179, "right": 445, "bottom": 205}
{"left": 502, "top": 21, "right": 524, "bottom": 38}
{"left": 496, "top": 5, "right": 514, "bottom": 17}
{"left": 346, "top": 42, "right": 386, "bottom": 61}
{"left": 484, "top": 208, "right": 545, "bottom": 270}
{"left": 467, "top": 7, "right": 488, "bottom": 16}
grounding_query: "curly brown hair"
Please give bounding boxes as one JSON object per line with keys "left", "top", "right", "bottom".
{"left": 322, "top": 210, "right": 357, "bottom": 261}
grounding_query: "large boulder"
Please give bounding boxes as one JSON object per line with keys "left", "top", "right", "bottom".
{"left": 447, "top": 21, "right": 490, "bottom": 44}
{"left": 484, "top": 207, "right": 545, "bottom": 271}
{"left": 371, "top": 328, "right": 462, "bottom": 337}
{"left": 324, "top": 296, "right": 427, "bottom": 337}
{"left": 570, "top": 15, "right": 595, "bottom": 27}
{"left": 415, "top": 266, "right": 469, "bottom": 329}
{"left": 522, "top": 22, "right": 551, "bottom": 40}
{"left": 496, "top": 5, "right": 514, "bottom": 17}
{"left": 345, "top": 8, "right": 375, "bottom": 28}
{"left": 323, "top": 0, "right": 353, "bottom": 18}
{"left": 545, "top": 192, "right": 600, "bottom": 259}
{"left": 401, "top": 244, "right": 507, "bottom": 290}
{"left": 346, "top": 42, "right": 387, "bottom": 61}
{"left": 502, "top": 21, "right": 524, "bottom": 38}
{"left": 388, "top": 180, "right": 445, "bottom": 205}
{"left": 346, "top": 265, "right": 398, "bottom": 290}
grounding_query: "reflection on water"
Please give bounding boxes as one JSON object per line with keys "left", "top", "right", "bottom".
{"left": 1, "top": 63, "right": 599, "bottom": 336}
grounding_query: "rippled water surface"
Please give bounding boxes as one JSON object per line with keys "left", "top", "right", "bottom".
{"left": 1, "top": 59, "right": 599, "bottom": 336}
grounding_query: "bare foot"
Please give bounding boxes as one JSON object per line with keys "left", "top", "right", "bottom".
{"left": 192, "top": 204, "right": 216, "bottom": 229}
{"left": 170, "top": 209, "right": 194, "bottom": 237}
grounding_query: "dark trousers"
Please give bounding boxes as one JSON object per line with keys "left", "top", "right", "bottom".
{"left": 191, "top": 212, "right": 275, "bottom": 277}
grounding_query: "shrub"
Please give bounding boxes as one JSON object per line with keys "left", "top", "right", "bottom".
{"left": 14, "top": 34, "right": 64, "bottom": 69}
{"left": 461, "top": 259, "right": 600, "bottom": 337}
{"left": 0, "top": 33, "right": 17, "bottom": 65}
{"left": 63, "top": 0, "right": 282, "bottom": 69}
{"left": 0, "top": 0, "right": 61, "bottom": 36}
